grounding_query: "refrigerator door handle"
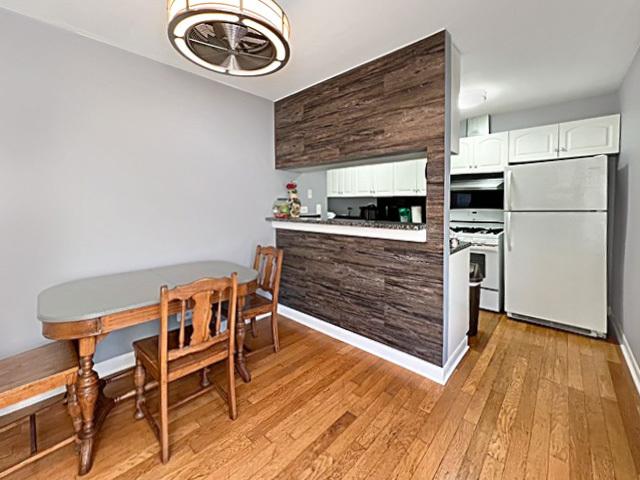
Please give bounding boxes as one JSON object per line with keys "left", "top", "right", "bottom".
{"left": 505, "top": 169, "right": 513, "bottom": 211}
{"left": 505, "top": 212, "right": 513, "bottom": 251}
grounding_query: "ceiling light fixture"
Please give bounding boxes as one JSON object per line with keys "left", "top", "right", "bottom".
{"left": 167, "top": 0, "right": 291, "bottom": 77}
{"left": 459, "top": 89, "right": 488, "bottom": 110}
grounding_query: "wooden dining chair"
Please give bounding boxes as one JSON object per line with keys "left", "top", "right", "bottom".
{"left": 132, "top": 274, "right": 238, "bottom": 464}
{"left": 244, "top": 245, "right": 284, "bottom": 352}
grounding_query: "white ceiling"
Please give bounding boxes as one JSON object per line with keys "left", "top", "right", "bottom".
{"left": 1, "top": 0, "right": 640, "bottom": 116}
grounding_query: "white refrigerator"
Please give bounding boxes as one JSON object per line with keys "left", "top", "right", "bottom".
{"left": 504, "top": 155, "right": 608, "bottom": 336}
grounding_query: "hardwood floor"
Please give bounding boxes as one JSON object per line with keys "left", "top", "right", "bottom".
{"left": 3, "top": 312, "right": 640, "bottom": 479}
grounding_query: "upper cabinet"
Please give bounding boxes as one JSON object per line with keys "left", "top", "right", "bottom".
{"left": 450, "top": 133, "right": 509, "bottom": 175}
{"left": 508, "top": 125, "right": 559, "bottom": 164}
{"left": 509, "top": 114, "right": 620, "bottom": 164}
{"left": 558, "top": 114, "right": 620, "bottom": 158}
{"left": 328, "top": 158, "right": 428, "bottom": 198}
{"left": 393, "top": 159, "right": 428, "bottom": 196}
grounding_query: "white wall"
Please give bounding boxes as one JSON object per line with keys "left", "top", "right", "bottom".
{"left": 612, "top": 46, "right": 640, "bottom": 362}
{"left": 0, "top": 9, "right": 289, "bottom": 362}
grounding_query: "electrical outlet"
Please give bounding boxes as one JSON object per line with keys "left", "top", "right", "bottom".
{"left": 316, "top": 204, "right": 322, "bottom": 215}
{"left": 307, "top": 189, "right": 313, "bottom": 199}
{"left": 300, "top": 206, "right": 309, "bottom": 214}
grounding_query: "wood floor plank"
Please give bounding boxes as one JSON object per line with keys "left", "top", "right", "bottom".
{"left": 568, "top": 386, "right": 593, "bottom": 480}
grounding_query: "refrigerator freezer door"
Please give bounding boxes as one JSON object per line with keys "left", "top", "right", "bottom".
{"left": 504, "top": 211, "right": 607, "bottom": 334}
{"left": 505, "top": 155, "right": 607, "bottom": 212}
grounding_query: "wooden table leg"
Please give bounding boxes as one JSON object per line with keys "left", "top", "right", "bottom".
{"left": 76, "top": 337, "right": 99, "bottom": 475}
{"left": 235, "top": 296, "right": 252, "bottom": 383}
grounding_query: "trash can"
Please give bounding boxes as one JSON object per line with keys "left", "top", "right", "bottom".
{"left": 468, "top": 263, "right": 484, "bottom": 337}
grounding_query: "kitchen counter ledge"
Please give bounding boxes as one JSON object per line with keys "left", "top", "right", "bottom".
{"left": 267, "top": 217, "right": 427, "bottom": 243}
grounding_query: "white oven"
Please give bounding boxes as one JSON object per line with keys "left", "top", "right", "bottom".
{"left": 450, "top": 208, "right": 504, "bottom": 312}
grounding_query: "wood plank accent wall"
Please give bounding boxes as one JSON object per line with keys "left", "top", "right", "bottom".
{"left": 274, "top": 31, "right": 448, "bottom": 366}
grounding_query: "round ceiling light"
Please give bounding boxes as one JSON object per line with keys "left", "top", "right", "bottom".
{"left": 459, "top": 89, "right": 488, "bottom": 110}
{"left": 168, "top": 0, "right": 291, "bottom": 77}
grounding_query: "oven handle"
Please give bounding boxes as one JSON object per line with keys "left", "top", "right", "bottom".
{"left": 471, "top": 245, "right": 499, "bottom": 253}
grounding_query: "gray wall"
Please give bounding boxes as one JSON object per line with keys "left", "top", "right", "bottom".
{"left": 292, "top": 171, "right": 327, "bottom": 215}
{"left": 486, "top": 92, "right": 621, "bottom": 133}
{"left": 612, "top": 46, "right": 640, "bottom": 362}
{"left": 0, "top": 9, "right": 288, "bottom": 362}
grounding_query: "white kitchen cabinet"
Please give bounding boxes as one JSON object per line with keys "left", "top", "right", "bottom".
{"left": 474, "top": 132, "right": 509, "bottom": 172}
{"left": 354, "top": 165, "right": 375, "bottom": 196}
{"left": 326, "top": 170, "right": 340, "bottom": 197}
{"left": 450, "top": 137, "right": 474, "bottom": 174}
{"left": 393, "top": 159, "right": 427, "bottom": 196}
{"left": 451, "top": 134, "right": 507, "bottom": 174}
{"left": 559, "top": 114, "right": 620, "bottom": 158}
{"left": 372, "top": 163, "right": 394, "bottom": 197}
{"left": 508, "top": 124, "right": 559, "bottom": 164}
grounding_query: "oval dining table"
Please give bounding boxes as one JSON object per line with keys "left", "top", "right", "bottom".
{"left": 37, "top": 260, "right": 258, "bottom": 476}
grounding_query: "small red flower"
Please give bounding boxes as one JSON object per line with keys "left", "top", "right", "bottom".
{"left": 286, "top": 182, "right": 297, "bottom": 190}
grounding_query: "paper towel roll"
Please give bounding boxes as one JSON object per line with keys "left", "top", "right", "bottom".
{"left": 411, "top": 206, "right": 423, "bottom": 223}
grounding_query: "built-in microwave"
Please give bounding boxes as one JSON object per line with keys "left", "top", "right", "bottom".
{"left": 450, "top": 176, "right": 504, "bottom": 210}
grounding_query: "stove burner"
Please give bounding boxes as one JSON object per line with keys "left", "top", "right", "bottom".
{"left": 450, "top": 226, "right": 503, "bottom": 235}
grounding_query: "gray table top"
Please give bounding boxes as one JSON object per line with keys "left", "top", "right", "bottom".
{"left": 38, "top": 261, "right": 258, "bottom": 323}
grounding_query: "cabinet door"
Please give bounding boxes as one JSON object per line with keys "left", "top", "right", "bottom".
{"left": 559, "top": 114, "right": 620, "bottom": 158}
{"left": 372, "top": 163, "right": 394, "bottom": 197}
{"left": 474, "top": 132, "right": 509, "bottom": 173}
{"left": 451, "top": 137, "right": 474, "bottom": 174}
{"left": 393, "top": 160, "right": 419, "bottom": 196}
{"left": 342, "top": 167, "right": 358, "bottom": 196}
{"left": 416, "top": 158, "right": 427, "bottom": 195}
{"left": 326, "top": 170, "right": 339, "bottom": 197}
{"left": 508, "top": 124, "right": 559, "bottom": 164}
{"left": 355, "top": 165, "right": 375, "bottom": 196}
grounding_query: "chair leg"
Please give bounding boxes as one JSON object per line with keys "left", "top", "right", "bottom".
{"left": 134, "top": 358, "right": 146, "bottom": 420}
{"left": 227, "top": 356, "right": 237, "bottom": 420}
{"left": 271, "top": 308, "right": 280, "bottom": 353}
{"left": 200, "top": 368, "right": 211, "bottom": 388}
{"left": 251, "top": 317, "right": 258, "bottom": 337}
{"left": 160, "top": 380, "right": 170, "bottom": 464}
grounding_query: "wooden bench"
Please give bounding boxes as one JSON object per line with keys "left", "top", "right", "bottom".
{"left": 0, "top": 341, "right": 79, "bottom": 478}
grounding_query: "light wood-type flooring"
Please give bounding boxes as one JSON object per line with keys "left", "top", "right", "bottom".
{"left": 2, "top": 312, "right": 640, "bottom": 479}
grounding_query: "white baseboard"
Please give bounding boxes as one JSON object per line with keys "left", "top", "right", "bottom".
{"left": 278, "top": 304, "right": 467, "bottom": 385}
{"left": 443, "top": 337, "right": 469, "bottom": 383}
{"left": 0, "top": 351, "right": 136, "bottom": 417}
{"left": 610, "top": 318, "right": 640, "bottom": 397}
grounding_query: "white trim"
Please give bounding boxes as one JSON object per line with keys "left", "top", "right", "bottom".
{"left": 279, "top": 304, "right": 467, "bottom": 385}
{"left": 610, "top": 318, "right": 640, "bottom": 396}
{"left": 443, "top": 337, "right": 469, "bottom": 383}
{"left": 0, "top": 351, "right": 136, "bottom": 417}
{"left": 270, "top": 221, "right": 427, "bottom": 243}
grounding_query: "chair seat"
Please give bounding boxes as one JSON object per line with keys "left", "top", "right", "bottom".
{"left": 242, "top": 293, "right": 274, "bottom": 317}
{"left": 0, "top": 341, "right": 78, "bottom": 410}
{"left": 133, "top": 329, "right": 229, "bottom": 382}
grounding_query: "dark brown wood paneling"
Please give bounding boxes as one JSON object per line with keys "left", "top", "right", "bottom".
{"left": 275, "top": 31, "right": 446, "bottom": 169}
{"left": 274, "top": 31, "right": 448, "bottom": 366}
{"left": 276, "top": 230, "right": 444, "bottom": 365}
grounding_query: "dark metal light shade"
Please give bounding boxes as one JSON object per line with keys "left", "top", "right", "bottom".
{"left": 168, "top": 0, "right": 291, "bottom": 77}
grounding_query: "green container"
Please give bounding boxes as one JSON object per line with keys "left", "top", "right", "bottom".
{"left": 398, "top": 207, "right": 411, "bottom": 223}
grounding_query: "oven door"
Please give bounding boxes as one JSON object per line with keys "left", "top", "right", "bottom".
{"left": 469, "top": 244, "right": 500, "bottom": 291}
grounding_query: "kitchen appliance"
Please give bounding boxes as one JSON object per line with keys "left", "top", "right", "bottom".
{"left": 450, "top": 177, "right": 504, "bottom": 210}
{"left": 504, "top": 155, "right": 608, "bottom": 336}
{"left": 450, "top": 209, "right": 504, "bottom": 312}
{"left": 359, "top": 204, "right": 378, "bottom": 220}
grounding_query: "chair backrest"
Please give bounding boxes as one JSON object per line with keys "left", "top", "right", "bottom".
{"left": 159, "top": 274, "right": 238, "bottom": 367}
{"left": 253, "top": 245, "right": 284, "bottom": 302}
